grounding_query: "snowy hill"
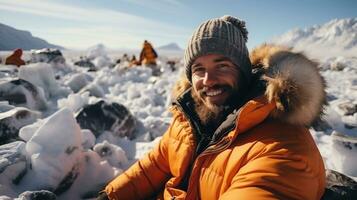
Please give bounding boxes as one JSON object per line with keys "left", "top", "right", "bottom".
{"left": 157, "top": 42, "right": 183, "bottom": 51}
{"left": 272, "top": 18, "right": 357, "bottom": 59}
{"left": 0, "top": 23, "right": 64, "bottom": 51}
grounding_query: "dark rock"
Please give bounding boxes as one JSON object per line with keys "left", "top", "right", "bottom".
{"left": 166, "top": 60, "right": 176, "bottom": 71}
{"left": 0, "top": 79, "right": 47, "bottom": 110}
{"left": 0, "top": 108, "right": 40, "bottom": 145}
{"left": 80, "top": 183, "right": 107, "bottom": 199}
{"left": 13, "top": 165, "right": 27, "bottom": 185}
{"left": 29, "top": 48, "right": 65, "bottom": 64}
{"left": 18, "top": 190, "right": 57, "bottom": 200}
{"left": 87, "top": 68, "right": 97, "bottom": 72}
{"left": 326, "top": 94, "right": 338, "bottom": 102}
{"left": 337, "top": 102, "right": 357, "bottom": 116}
{"left": 312, "top": 118, "right": 333, "bottom": 132}
{"left": 330, "top": 61, "right": 346, "bottom": 71}
{"left": 342, "top": 115, "right": 357, "bottom": 129}
{"left": 54, "top": 164, "right": 80, "bottom": 195}
{"left": 344, "top": 123, "right": 357, "bottom": 129}
{"left": 0, "top": 141, "right": 27, "bottom": 183}
{"left": 74, "top": 58, "right": 95, "bottom": 70}
{"left": 150, "top": 64, "right": 162, "bottom": 76}
{"left": 76, "top": 100, "right": 136, "bottom": 139}
{"left": 321, "top": 169, "right": 357, "bottom": 200}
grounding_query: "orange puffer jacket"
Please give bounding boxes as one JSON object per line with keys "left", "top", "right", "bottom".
{"left": 140, "top": 41, "right": 158, "bottom": 65}
{"left": 105, "top": 44, "right": 327, "bottom": 200}
{"left": 105, "top": 97, "right": 325, "bottom": 200}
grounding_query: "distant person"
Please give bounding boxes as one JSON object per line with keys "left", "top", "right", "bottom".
{"left": 5, "top": 48, "right": 26, "bottom": 67}
{"left": 97, "top": 15, "right": 326, "bottom": 200}
{"left": 166, "top": 60, "right": 176, "bottom": 71}
{"left": 122, "top": 53, "right": 130, "bottom": 62}
{"left": 129, "top": 55, "right": 140, "bottom": 67}
{"left": 139, "top": 40, "right": 158, "bottom": 66}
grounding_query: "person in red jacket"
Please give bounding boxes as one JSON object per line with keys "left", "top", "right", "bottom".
{"left": 5, "top": 48, "right": 26, "bottom": 67}
{"left": 98, "top": 16, "right": 326, "bottom": 200}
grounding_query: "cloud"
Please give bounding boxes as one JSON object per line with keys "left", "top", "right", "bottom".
{"left": 0, "top": 0, "right": 90, "bottom": 21}
{"left": 42, "top": 26, "right": 187, "bottom": 49}
{"left": 118, "top": 0, "right": 186, "bottom": 13}
{"left": 0, "top": 0, "right": 190, "bottom": 49}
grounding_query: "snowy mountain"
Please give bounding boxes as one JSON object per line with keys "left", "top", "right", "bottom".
{"left": 0, "top": 23, "right": 63, "bottom": 51}
{"left": 272, "top": 18, "right": 357, "bottom": 59}
{"left": 157, "top": 42, "right": 183, "bottom": 51}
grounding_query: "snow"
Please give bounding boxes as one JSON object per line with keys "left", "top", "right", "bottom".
{"left": 57, "top": 92, "right": 90, "bottom": 113}
{"left": 18, "top": 63, "right": 70, "bottom": 98}
{"left": 21, "top": 109, "right": 83, "bottom": 191}
{"left": 93, "top": 140, "right": 128, "bottom": 169}
{"left": 65, "top": 73, "right": 93, "bottom": 93}
{"left": 1, "top": 18, "right": 357, "bottom": 198}
{"left": 272, "top": 18, "right": 357, "bottom": 60}
{"left": 86, "top": 44, "right": 108, "bottom": 60}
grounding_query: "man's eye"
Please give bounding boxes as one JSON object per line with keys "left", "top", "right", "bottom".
{"left": 192, "top": 67, "right": 204, "bottom": 73}
{"left": 218, "top": 64, "right": 228, "bottom": 68}
{"left": 217, "top": 64, "right": 231, "bottom": 70}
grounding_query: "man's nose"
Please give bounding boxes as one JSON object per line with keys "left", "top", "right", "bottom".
{"left": 203, "top": 71, "right": 217, "bottom": 86}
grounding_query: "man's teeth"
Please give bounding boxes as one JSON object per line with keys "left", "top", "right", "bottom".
{"left": 206, "top": 90, "right": 223, "bottom": 96}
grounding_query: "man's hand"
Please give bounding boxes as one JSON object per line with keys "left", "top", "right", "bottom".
{"left": 96, "top": 191, "right": 109, "bottom": 200}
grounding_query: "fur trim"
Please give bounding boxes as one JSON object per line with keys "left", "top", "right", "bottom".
{"left": 251, "top": 44, "right": 326, "bottom": 126}
{"left": 172, "top": 44, "right": 326, "bottom": 126}
{"left": 171, "top": 73, "right": 191, "bottom": 100}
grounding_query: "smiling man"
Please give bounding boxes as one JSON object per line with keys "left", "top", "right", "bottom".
{"left": 190, "top": 54, "right": 242, "bottom": 129}
{"left": 99, "top": 15, "right": 326, "bottom": 200}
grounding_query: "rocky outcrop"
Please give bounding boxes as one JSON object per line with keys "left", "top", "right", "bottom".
{"left": 0, "top": 79, "right": 47, "bottom": 110}
{"left": 322, "top": 169, "right": 357, "bottom": 200}
{"left": 18, "top": 190, "right": 57, "bottom": 200}
{"left": 0, "top": 108, "right": 40, "bottom": 144}
{"left": 76, "top": 100, "right": 136, "bottom": 139}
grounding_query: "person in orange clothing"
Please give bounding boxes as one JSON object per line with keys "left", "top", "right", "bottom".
{"left": 97, "top": 16, "right": 326, "bottom": 200}
{"left": 5, "top": 48, "right": 26, "bottom": 67}
{"left": 139, "top": 40, "right": 158, "bottom": 66}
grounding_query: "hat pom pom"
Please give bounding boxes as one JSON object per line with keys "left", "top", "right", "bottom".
{"left": 220, "top": 15, "right": 248, "bottom": 42}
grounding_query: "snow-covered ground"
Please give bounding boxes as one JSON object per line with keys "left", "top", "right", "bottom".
{"left": 0, "top": 18, "right": 357, "bottom": 199}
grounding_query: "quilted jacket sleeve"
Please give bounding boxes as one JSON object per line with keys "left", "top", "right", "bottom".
{"left": 104, "top": 123, "right": 173, "bottom": 200}
{"left": 219, "top": 136, "right": 326, "bottom": 200}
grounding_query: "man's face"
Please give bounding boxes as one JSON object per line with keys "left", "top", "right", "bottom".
{"left": 191, "top": 54, "right": 241, "bottom": 111}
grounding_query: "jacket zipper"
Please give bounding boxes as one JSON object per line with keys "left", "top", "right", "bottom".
{"left": 185, "top": 105, "right": 247, "bottom": 199}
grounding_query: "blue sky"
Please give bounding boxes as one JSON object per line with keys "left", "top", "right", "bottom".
{"left": 0, "top": 0, "right": 356, "bottom": 50}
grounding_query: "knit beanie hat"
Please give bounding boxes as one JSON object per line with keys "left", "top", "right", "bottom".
{"left": 184, "top": 15, "right": 251, "bottom": 84}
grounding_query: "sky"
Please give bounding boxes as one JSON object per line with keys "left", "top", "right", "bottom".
{"left": 0, "top": 0, "right": 356, "bottom": 50}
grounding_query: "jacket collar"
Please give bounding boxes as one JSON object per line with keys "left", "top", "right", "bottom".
{"left": 172, "top": 74, "right": 271, "bottom": 144}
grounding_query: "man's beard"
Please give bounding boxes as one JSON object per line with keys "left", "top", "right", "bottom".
{"left": 192, "top": 84, "right": 240, "bottom": 127}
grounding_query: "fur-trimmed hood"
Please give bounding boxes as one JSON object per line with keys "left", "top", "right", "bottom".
{"left": 172, "top": 44, "right": 326, "bottom": 126}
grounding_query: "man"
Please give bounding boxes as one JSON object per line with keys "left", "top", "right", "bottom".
{"left": 98, "top": 15, "right": 326, "bottom": 200}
